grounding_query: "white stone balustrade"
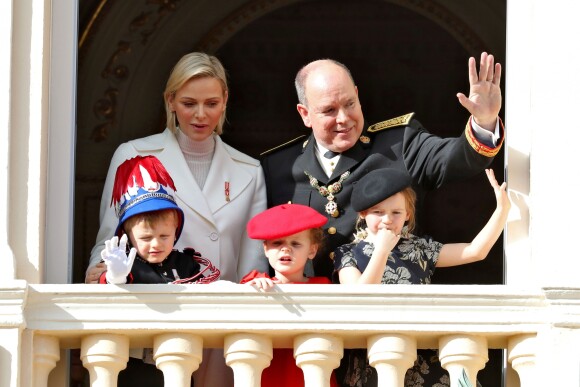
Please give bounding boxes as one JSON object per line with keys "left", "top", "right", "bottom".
{"left": 508, "top": 334, "right": 537, "bottom": 386}
{"left": 32, "top": 335, "right": 60, "bottom": 387}
{"left": 224, "top": 333, "right": 273, "bottom": 387}
{"left": 439, "top": 335, "right": 488, "bottom": 387}
{"left": 368, "top": 334, "right": 417, "bottom": 386}
{"left": 294, "top": 333, "right": 343, "bottom": 387}
{"left": 154, "top": 333, "right": 203, "bottom": 386}
{"left": 80, "top": 334, "right": 129, "bottom": 387}
{"left": 3, "top": 283, "right": 580, "bottom": 386}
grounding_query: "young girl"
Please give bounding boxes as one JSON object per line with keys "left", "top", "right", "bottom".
{"left": 333, "top": 167, "right": 510, "bottom": 387}
{"left": 241, "top": 203, "right": 338, "bottom": 387}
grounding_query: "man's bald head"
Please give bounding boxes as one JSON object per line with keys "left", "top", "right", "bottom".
{"left": 295, "top": 59, "right": 355, "bottom": 106}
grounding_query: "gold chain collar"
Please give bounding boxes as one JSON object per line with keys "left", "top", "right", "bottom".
{"left": 304, "top": 170, "right": 350, "bottom": 218}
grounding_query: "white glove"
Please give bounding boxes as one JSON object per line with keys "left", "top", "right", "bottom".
{"left": 100, "top": 234, "right": 137, "bottom": 284}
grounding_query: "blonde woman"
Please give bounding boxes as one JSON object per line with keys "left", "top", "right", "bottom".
{"left": 86, "top": 52, "right": 267, "bottom": 387}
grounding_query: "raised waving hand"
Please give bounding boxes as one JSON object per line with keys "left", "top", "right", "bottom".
{"left": 457, "top": 52, "right": 502, "bottom": 131}
{"left": 101, "top": 234, "right": 137, "bottom": 284}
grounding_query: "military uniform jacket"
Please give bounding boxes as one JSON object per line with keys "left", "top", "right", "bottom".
{"left": 261, "top": 113, "right": 504, "bottom": 278}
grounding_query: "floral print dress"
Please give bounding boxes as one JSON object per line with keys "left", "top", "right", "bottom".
{"left": 333, "top": 234, "right": 453, "bottom": 387}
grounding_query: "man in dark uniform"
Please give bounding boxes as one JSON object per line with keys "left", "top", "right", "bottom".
{"left": 261, "top": 52, "right": 504, "bottom": 279}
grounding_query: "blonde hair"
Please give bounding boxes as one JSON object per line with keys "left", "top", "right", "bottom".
{"left": 262, "top": 227, "right": 326, "bottom": 254}
{"left": 353, "top": 186, "right": 417, "bottom": 242}
{"left": 400, "top": 186, "right": 416, "bottom": 234}
{"left": 163, "top": 52, "right": 228, "bottom": 134}
{"left": 123, "top": 209, "right": 180, "bottom": 235}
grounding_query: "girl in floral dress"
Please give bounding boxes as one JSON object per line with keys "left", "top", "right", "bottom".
{"left": 333, "top": 168, "right": 510, "bottom": 387}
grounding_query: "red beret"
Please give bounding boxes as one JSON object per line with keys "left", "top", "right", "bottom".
{"left": 247, "top": 204, "right": 327, "bottom": 240}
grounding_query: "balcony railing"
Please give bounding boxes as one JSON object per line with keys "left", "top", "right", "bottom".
{"left": 4, "top": 281, "right": 579, "bottom": 386}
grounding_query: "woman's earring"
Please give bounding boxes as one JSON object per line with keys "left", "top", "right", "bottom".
{"left": 173, "top": 111, "right": 179, "bottom": 128}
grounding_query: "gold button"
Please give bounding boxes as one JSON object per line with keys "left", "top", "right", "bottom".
{"left": 328, "top": 227, "right": 337, "bottom": 235}
{"left": 329, "top": 252, "right": 335, "bottom": 260}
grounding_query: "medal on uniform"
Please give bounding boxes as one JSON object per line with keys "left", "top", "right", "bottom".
{"left": 304, "top": 171, "right": 350, "bottom": 218}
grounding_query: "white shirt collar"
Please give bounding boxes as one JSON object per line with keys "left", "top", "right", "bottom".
{"left": 315, "top": 142, "right": 340, "bottom": 177}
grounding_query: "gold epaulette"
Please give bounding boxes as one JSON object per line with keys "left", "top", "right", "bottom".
{"left": 260, "top": 135, "right": 307, "bottom": 157}
{"left": 367, "top": 112, "right": 415, "bottom": 133}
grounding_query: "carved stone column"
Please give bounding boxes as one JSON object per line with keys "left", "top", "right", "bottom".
{"left": 224, "top": 333, "right": 272, "bottom": 387}
{"left": 439, "top": 335, "right": 488, "bottom": 387}
{"left": 154, "top": 333, "right": 203, "bottom": 387}
{"left": 33, "top": 334, "right": 60, "bottom": 387}
{"left": 81, "top": 334, "right": 129, "bottom": 387}
{"left": 508, "top": 334, "right": 536, "bottom": 386}
{"left": 294, "top": 334, "right": 343, "bottom": 387}
{"left": 368, "top": 334, "right": 417, "bottom": 386}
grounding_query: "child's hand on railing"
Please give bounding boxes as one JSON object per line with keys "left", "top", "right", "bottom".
{"left": 246, "top": 277, "right": 276, "bottom": 290}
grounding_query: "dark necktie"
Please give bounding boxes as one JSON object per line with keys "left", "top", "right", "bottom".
{"left": 323, "top": 150, "right": 340, "bottom": 159}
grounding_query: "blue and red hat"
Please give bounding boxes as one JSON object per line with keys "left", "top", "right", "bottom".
{"left": 111, "top": 155, "right": 184, "bottom": 243}
{"left": 247, "top": 203, "right": 327, "bottom": 240}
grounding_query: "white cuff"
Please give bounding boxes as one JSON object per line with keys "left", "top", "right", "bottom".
{"left": 105, "top": 273, "right": 127, "bottom": 284}
{"left": 471, "top": 117, "right": 500, "bottom": 147}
